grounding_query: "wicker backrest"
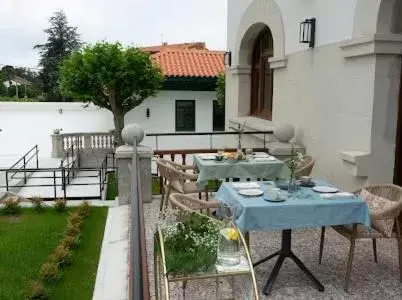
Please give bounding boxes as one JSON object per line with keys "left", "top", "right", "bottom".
{"left": 156, "top": 158, "right": 194, "bottom": 183}
{"left": 353, "top": 184, "right": 402, "bottom": 219}
{"left": 169, "top": 193, "right": 220, "bottom": 216}
{"left": 284, "top": 155, "right": 315, "bottom": 178}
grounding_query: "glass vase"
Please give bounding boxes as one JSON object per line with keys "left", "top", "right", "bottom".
{"left": 216, "top": 206, "right": 240, "bottom": 267}
{"left": 288, "top": 171, "right": 298, "bottom": 194}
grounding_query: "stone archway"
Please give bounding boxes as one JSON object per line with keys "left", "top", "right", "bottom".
{"left": 226, "top": 0, "right": 286, "bottom": 121}
{"left": 353, "top": 0, "right": 402, "bottom": 37}
{"left": 233, "top": 0, "right": 286, "bottom": 68}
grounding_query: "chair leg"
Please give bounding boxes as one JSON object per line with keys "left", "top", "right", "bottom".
{"left": 372, "top": 239, "right": 378, "bottom": 263}
{"left": 396, "top": 219, "right": 402, "bottom": 283}
{"left": 163, "top": 187, "right": 171, "bottom": 210}
{"left": 344, "top": 224, "right": 357, "bottom": 292}
{"left": 159, "top": 188, "right": 165, "bottom": 212}
{"left": 398, "top": 237, "right": 402, "bottom": 283}
{"left": 319, "top": 226, "right": 325, "bottom": 264}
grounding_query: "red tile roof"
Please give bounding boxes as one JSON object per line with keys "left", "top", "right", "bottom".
{"left": 151, "top": 49, "right": 225, "bottom": 78}
{"left": 141, "top": 42, "right": 208, "bottom": 54}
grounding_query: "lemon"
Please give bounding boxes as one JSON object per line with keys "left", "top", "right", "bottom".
{"left": 228, "top": 228, "right": 239, "bottom": 241}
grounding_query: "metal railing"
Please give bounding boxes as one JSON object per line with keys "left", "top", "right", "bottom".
{"left": 60, "top": 138, "right": 81, "bottom": 187}
{"left": 1, "top": 167, "right": 107, "bottom": 199}
{"left": 0, "top": 152, "right": 116, "bottom": 199}
{"left": 129, "top": 138, "right": 150, "bottom": 300}
{"left": 146, "top": 130, "right": 274, "bottom": 151}
{"left": 4, "top": 145, "right": 39, "bottom": 187}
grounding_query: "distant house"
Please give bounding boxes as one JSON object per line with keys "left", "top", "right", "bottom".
{"left": 3, "top": 75, "right": 32, "bottom": 88}
{"left": 125, "top": 42, "right": 225, "bottom": 135}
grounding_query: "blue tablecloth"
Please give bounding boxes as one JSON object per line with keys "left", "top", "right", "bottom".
{"left": 215, "top": 181, "right": 370, "bottom": 231}
{"left": 193, "top": 153, "right": 289, "bottom": 186}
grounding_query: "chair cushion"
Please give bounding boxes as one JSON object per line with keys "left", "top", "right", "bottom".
{"left": 360, "top": 189, "right": 395, "bottom": 237}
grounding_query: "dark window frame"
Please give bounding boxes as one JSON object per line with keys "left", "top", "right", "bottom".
{"left": 175, "top": 100, "right": 196, "bottom": 132}
{"left": 250, "top": 27, "right": 274, "bottom": 120}
{"left": 212, "top": 100, "right": 225, "bottom": 131}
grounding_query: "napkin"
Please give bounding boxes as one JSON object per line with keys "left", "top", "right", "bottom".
{"left": 321, "top": 192, "right": 354, "bottom": 199}
{"left": 232, "top": 182, "right": 260, "bottom": 189}
{"left": 253, "top": 153, "right": 270, "bottom": 158}
{"left": 254, "top": 157, "right": 276, "bottom": 161}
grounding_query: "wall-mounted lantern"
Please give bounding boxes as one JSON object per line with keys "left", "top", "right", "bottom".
{"left": 299, "top": 18, "right": 316, "bottom": 48}
{"left": 146, "top": 108, "right": 150, "bottom": 118}
{"left": 224, "top": 51, "right": 232, "bottom": 67}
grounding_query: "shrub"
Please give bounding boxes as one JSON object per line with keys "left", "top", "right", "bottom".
{"left": 31, "top": 196, "right": 45, "bottom": 213}
{"left": 53, "top": 198, "right": 67, "bottom": 213}
{"left": 67, "top": 212, "right": 83, "bottom": 228}
{"left": 49, "top": 245, "right": 72, "bottom": 266}
{"left": 1, "top": 196, "right": 21, "bottom": 215}
{"left": 77, "top": 201, "right": 91, "bottom": 217}
{"left": 38, "top": 262, "right": 61, "bottom": 283}
{"left": 26, "top": 280, "right": 48, "bottom": 300}
{"left": 61, "top": 235, "right": 81, "bottom": 250}
{"left": 65, "top": 223, "right": 81, "bottom": 237}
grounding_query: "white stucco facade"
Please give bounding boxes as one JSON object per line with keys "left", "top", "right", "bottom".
{"left": 226, "top": 0, "right": 402, "bottom": 190}
{"left": 0, "top": 90, "right": 217, "bottom": 159}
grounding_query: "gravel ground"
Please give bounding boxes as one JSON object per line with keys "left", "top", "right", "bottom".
{"left": 144, "top": 197, "right": 402, "bottom": 300}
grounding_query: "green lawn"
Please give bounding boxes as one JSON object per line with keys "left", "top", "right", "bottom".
{"left": 49, "top": 207, "right": 108, "bottom": 299}
{"left": 0, "top": 209, "right": 69, "bottom": 300}
{"left": 0, "top": 207, "right": 108, "bottom": 300}
{"left": 106, "top": 172, "right": 118, "bottom": 200}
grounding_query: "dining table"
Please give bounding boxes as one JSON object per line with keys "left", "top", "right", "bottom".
{"left": 193, "top": 152, "right": 290, "bottom": 187}
{"left": 215, "top": 180, "right": 370, "bottom": 295}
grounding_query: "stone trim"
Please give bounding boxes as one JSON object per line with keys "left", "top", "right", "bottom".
{"left": 229, "top": 66, "right": 252, "bottom": 75}
{"left": 341, "top": 34, "right": 402, "bottom": 58}
{"left": 268, "top": 56, "right": 288, "bottom": 69}
{"left": 339, "top": 150, "right": 371, "bottom": 177}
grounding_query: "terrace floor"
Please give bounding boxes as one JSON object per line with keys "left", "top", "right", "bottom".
{"left": 144, "top": 196, "right": 402, "bottom": 300}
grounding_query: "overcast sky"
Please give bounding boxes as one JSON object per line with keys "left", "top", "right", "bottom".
{"left": 0, "top": 0, "right": 227, "bottom": 70}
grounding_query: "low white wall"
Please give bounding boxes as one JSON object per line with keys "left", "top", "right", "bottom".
{"left": 0, "top": 102, "right": 114, "bottom": 158}
{"left": 0, "top": 90, "right": 218, "bottom": 160}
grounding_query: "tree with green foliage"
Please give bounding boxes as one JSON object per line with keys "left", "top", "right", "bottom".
{"left": 60, "top": 42, "right": 164, "bottom": 145}
{"left": 0, "top": 73, "right": 7, "bottom": 96}
{"left": 34, "top": 10, "right": 81, "bottom": 102}
{"left": 216, "top": 72, "right": 225, "bottom": 107}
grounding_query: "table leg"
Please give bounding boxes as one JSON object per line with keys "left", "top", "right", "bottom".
{"left": 245, "top": 231, "right": 250, "bottom": 249}
{"left": 255, "top": 229, "right": 325, "bottom": 295}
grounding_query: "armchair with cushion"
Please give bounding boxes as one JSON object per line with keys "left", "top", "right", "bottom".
{"left": 318, "top": 184, "right": 402, "bottom": 291}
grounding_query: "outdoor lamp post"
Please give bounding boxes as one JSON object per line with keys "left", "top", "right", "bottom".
{"left": 299, "top": 18, "right": 316, "bottom": 48}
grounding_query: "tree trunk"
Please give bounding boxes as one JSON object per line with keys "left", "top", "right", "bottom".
{"left": 109, "top": 89, "right": 125, "bottom": 146}
{"left": 113, "top": 110, "right": 125, "bottom": 146}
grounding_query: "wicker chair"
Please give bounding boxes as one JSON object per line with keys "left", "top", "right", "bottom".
{"left": 318, "top": 184, "right": 402, "bottom": 292}
{"left": 284, "top": 155, "right": 315, "bottom": 179}
{"left": 156, "top": 158, "right": 209, "bottom": 212}
{"left": 169, "top": 193, "right": 220, "bottom": 216}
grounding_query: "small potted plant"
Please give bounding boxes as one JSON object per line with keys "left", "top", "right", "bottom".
{"left": 285, "top": 145, "right": 304, "bottom": 193}
{"left": 155, "top": 209, "right": 222, "bottom": 275}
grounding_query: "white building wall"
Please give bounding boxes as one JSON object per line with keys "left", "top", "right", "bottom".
{"left": 226, "top": 0, "right": 402, "bottom": 191}
{"left": 125, "top": 90, "right": 221, "bottom": 150}
{"left": 227, "top": 0, "right": 357, "bottom": 56}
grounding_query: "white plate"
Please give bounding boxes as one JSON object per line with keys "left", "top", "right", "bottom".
{"left": 198, "top": 154, "right": 216, "bottom": 160}
{"left": 312, "top": 186, "right": 339, "bottom": 193}
{"left": 232, "top": 182, "right": 260, "bottom": 189}
{"left": 238, "top": 189, "right": 263, "bottom": 197}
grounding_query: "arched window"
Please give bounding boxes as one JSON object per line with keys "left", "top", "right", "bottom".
{"left": 250, "top": 27, "right": 274, "bottom": 120}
